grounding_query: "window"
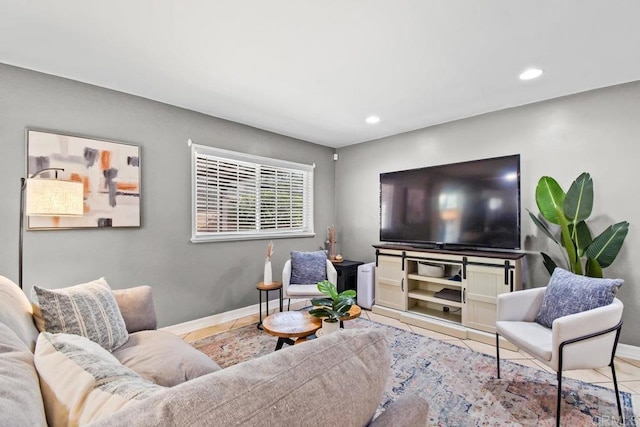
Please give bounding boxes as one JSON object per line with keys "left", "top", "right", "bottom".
{"left": 190, "top": 142, "right": 314, "bottom": 242}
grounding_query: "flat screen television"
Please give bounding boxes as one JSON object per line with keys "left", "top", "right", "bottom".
{"left": 380, "top": 154, "right": 521, "bottom": 251}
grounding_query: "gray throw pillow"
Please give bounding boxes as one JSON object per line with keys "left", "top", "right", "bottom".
{"left": 535, "top": 267, "right": 623, "bottom": 328}
{"left": 33, "top": 278, "right": 129, "bottom": 352}
{"left": 290, "top": 251, "right": 328, "bottom": 284}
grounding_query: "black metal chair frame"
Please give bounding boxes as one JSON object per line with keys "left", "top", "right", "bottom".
{"left": 496, "top": 320, "right": 623, "bottom": 427}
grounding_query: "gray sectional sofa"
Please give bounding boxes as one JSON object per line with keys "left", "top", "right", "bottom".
{"left": 0, "top": 275, "right": 428, "bottom": 426}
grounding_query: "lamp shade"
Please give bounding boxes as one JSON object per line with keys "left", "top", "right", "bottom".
{"left": 25, "top": 178, "right": 83, "bottom": 216}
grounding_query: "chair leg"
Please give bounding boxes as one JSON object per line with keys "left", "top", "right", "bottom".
{"left": 552, "top": 320, "right": 623, "bottom": 426}
{"left": 495, "top": 333, "right": 501, "bottom": 379}
{"left": 556, "top": 370, "right": 562, "bottom": 427}
{"left": 610, "top": 360, "right": 623, "bottom": 423}
{"left": 287, "top": 298, "right": 291, "bottom": 311}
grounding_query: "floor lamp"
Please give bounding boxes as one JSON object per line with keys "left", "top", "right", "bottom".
{"left": 19, "top": 168, "right": 84, "bottom": 289}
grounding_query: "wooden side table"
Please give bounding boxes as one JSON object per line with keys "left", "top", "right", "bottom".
{"left": 339, "top": 304, "right": 361, "bottom": 328}
{"left": 257, "top": 281, "right": 282, "bottom": 330}
{"left": 262, "top": 311, "right": 321, "bottom": 350}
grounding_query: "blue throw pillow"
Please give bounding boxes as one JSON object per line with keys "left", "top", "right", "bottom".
{"left": 535, "top": 267, "right": 623, "bottom": 328}
{"left": 290, "top": 251, "right": 328, "bottom": 284}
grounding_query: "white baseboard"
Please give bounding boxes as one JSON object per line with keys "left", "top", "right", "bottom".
{"left": 161, "top": 298, "right": 310, "bottom": 336}
{"left": 616, "top": 343, "right": 640, "bottom": 361}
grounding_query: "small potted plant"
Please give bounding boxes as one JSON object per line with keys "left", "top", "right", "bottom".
{"left": 309, "top": 280, "right": 356, "bottom": 334}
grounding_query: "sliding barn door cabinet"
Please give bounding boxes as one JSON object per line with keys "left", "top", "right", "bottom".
{"left": 373, "top": 245, "right": 524, "bottom": 344}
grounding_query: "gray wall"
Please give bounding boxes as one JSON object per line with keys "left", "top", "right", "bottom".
{"left": 2, "top": 62, "right": 638, "bottom": 345}
{"left": 0, "top": 63, "right": 336, "bottom": 327}
{"left": 336, "top": 82, "right": 640, "bottom": 346}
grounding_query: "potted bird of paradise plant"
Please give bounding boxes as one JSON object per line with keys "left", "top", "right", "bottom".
{"left": 529, "top": 172, "right": 629, "bottom": 277}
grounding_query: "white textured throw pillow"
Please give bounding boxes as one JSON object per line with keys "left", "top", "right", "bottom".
{"left": 34, "top": 332, "right": 164, "bottom": 427}
{"left": 33, "top": 278, "right": 129, "bottom": 352}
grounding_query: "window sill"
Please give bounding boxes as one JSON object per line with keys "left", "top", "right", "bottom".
{"left": 191, "top": 231, "right": 316, "bottom": 243}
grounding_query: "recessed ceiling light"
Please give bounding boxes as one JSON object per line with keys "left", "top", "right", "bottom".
{"left": 519, "top": 68, "right": 543, "bottom": 81}
{"left": 365, "top": 115, "right": 380, "bottom": 124}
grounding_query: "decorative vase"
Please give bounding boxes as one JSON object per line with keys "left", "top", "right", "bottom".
{"left": 329, "top": 241, "right": 337, "bottom": 260}
{"left": 264, "top": 260, "right": 272, "bottom": 284}
{"left": 322, "top": 318, "right": 340, "bottom": 335}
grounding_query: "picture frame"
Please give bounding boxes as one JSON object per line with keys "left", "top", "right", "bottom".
{"left": 26, "top": 129, "right": 141, "bottom": 229}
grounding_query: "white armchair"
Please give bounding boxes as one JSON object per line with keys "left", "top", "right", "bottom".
{"left": 495, "top": 287, "right": 624, "bottom": 426}
{"left": 282, "top": 259, "right": 337, "bottom": 310}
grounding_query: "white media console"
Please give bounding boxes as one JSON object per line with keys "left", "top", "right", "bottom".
{"left": 373, "top": 244, "right": 525, "bottom": 345}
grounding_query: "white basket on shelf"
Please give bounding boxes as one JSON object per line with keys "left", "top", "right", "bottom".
{"left": 417, "top": 262, "right": 445, "bottom": 277}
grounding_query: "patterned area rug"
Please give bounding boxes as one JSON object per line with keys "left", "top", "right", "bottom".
{"left": 192, "top": 317, "right": 636, "bottom": 426}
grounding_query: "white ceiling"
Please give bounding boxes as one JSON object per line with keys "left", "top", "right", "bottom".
{"left": 2, "top": 1, "right": 640, "bottom": 148}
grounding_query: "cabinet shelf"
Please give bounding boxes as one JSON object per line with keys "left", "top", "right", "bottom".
{"left": 407, "top": 273, "right": 462, "bottom": 287}
{"left": 407, "top": 289, "right": 462, "bottom": 308}
{"left": 407, "top": 305, "right": 462, "bottom": 322}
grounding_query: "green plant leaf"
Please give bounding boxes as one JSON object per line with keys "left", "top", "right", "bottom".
{"left": 572, "top": 221, "right": 593, "bottom": 257}
{"left": 528, "top": 210, "right": 559, "bottom": 244}
{"left": 310, "top": 307, "right": 343, "bottom": 321}
{"left": 317, "top": 280, "right": 338, "bottom": 300}
{"left": 585, "top": 221, "right": 630, "bottom": 268}
{"left": 585, "top": 258, "right": 603, "bottom": 278}
{"left": 556, "top": 205, "right": 582, "bottom": 274}
{"left": 541, "top": 252, "right": 557, "bottom": 276}
{"left": 536, "top": 177, "right": 565, "bottom": 224}
{"left": 314, "top": 279, "right": 357, "bottom": 321}
{"left": 309, "top": 308, "right": 330, "bottom": 317}
{"left": 564, "top": 172, "right": 593, "bottom": 222}
{"left": 311, "top": 298, "right": 331, "bottom": 307}
{"left": 339, "top": 289, "right": 357, "bottom": 299}
{"left": 335, "top": 300, "right": 354, "bottom": 312}
{"left": 532, "top": 172, "right": 628, "bottom": 277}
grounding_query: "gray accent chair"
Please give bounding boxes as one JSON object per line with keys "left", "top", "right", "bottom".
{"left": 495, "top": 287, "right": 624, "bottom": 426}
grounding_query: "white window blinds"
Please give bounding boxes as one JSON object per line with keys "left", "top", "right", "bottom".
{"left": 191, "top": 142, "right": 314, "bottom": 242}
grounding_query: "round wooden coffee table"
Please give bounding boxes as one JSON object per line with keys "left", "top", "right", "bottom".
{"left": 262, "top": 305, "right": 362, "bottom": 350}
{"left": 262, "top": 311, "right": 321, "bottom": 350}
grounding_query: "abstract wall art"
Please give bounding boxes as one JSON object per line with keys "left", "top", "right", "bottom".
{"left": 27, "top": 129, "right": 141, "bottom": 229}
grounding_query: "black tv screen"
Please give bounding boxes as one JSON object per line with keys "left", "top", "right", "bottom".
{"left": 380, "top": 154, "right": 521, "bottom": 250}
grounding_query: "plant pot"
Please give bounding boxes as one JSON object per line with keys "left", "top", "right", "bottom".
{"left": 264, "top": 261, "right": 272, "bottom": 284}
{"left": 322, "top": 318, "right": 340, "bottom": 335}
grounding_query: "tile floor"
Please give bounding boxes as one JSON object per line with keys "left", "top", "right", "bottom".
{"left": 181, "top": 306, "right": 640, "bottom": 418}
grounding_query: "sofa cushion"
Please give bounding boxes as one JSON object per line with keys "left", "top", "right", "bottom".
{"left": 0, "top": 276, "right": 40, "bottom": 352}
{"left": 535, "top": 268, "right": 623, "bottom": 328}
{"left": 112, "top": 286, "right": 158, "bottom": 333}
{"left": 88, "top": 329, "right": 391, "bottom": 427}
{"left": 290, "top": 250, "right": 328, "bottom": 284}
{"left": 112, "top": 330, "right": 221, "bottom": 387}
{"left": 0, "top": 323, "right": 47, "bottom": 427}
{"left": 34, "top": 332, "right": 164, "bottom": 427}
{"left": 33, "top": 278, "right": 129, "bottom": 351}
